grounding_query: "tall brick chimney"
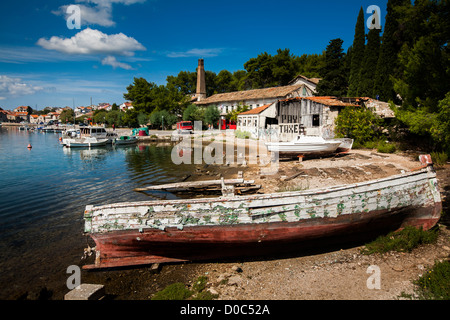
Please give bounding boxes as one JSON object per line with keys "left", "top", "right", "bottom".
{"left": 196, "top": 59, "right": 206, "bottom": 101}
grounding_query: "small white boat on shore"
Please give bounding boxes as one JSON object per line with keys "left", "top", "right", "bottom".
{"left": 65, "top": 137, "right": 108, "bottom": 148}
{"left": 113, "top": 135, "right": 138, "bottom": 145}
{"left": 265, "top": 135, "right": 343, "bottom": 157}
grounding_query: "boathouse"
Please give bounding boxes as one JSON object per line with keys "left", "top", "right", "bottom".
{"left": 236, "top": 96, "right": 397, "bottom": 141}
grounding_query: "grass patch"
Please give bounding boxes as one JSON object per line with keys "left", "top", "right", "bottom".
{"left": 376, "top": 140, "right": 396, "bottom": 154}
{"left": 354, "top": 140, "right": 396, "bottom": 153}
{"left": 151, "top": 282, "right": 193, "bottom": 300}
{"left": 413, "top": 260, "right": 450, "bottom": 300}
{"left": 151, "top": 276, "right": 218, "bottom": 300}
{"left": 361, "top": 226, "right": 439, "bottom": 255}
{"left": 234, "top": 130, "right": 251, "bottom": 139}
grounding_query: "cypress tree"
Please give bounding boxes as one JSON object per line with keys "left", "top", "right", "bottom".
{"left": 373, "top": 0, "right": 409, "bottom": 102}
{"left": 347, "top": 7, "right": 366, "bottom": 97}
{"left": 315, "top": 38, "right": 348, "bottom": 97}
{"left": 357, "top": 28, "right": 381, "bottom": 97}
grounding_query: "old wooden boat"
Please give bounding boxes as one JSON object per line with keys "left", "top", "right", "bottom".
{"left": 82, "top": 155, "right": 441, "bottom": 269}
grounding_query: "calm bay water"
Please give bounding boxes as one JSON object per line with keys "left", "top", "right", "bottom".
{"left": 0, "top": 126, "right": 195, "bottom": 299}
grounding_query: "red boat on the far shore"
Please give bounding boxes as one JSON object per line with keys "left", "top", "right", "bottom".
{"left": 82, "top": 155, "right": 441, "bottom": 270}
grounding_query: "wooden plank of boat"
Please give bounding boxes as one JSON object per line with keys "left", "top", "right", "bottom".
{"left": 134, "top": 178, "right": 254, "bottom": 192}
{"left": 82, "top": 157, "right": 442, "bottom": 270}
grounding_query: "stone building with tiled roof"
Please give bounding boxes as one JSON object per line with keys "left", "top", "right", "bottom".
{"left": 194, "top": 83, "right": 317, "bottom": 116}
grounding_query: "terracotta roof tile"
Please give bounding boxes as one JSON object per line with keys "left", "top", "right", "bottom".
{"left": 239, "top": 104, "right": 272, "bottom": 115}
{"left": 195, "top": 85, "right": 304, "bottom": 105}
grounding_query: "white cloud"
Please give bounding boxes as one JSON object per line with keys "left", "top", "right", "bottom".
{"left": 101, "top": 56, "right": 133, "bottom": 70}
{"left": 37, "top": 28, "right": 146, "bottom": 56}
{"left": 53, "top": 0, "right": 146, "bottom": 27}
{"left": 0, "top": 75, "right": 43, "bottom": 99}
{"left": 166, "top": 48, "right": 223, "bottom": 58}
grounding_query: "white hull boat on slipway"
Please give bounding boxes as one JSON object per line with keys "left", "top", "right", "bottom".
{"left": 265, "top": 135, "right": 352, "bottom": 157}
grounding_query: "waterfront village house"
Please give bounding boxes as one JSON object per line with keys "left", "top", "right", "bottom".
{"left": 74, "top": 106, "right": 93, "bottom": 115}
{"left": 30, "top": 114, "right": 39, "bottom": 124}
{"left": 14, "top": 106, "right": 29, "bottom": 113}
{"left": 237, "top": 96, "right": 396, "bottom": 141}
{"left": 44, "top": 111, "right": 61, "bottom": 123}
{"left": 120, "top": 102, "right": 133, "bottom": 111}
{"left": 14, "top": 111, "right": 30, "bottom": 122}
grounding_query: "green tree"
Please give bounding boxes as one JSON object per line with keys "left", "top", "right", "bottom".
{"left": 123, "top": 77, "right": 156, "bottom": 114}
{"left": 215, "top": 70, "right": 234, "bottom": 94}
{"left": 385, "top": 0, "right": 450, "bottom": 155}
{"left": 295, "top": 53, "right": 325, "bottom": 79}
{"left": 149, "top": 110, "right": 177, "bottom": 130}
{"left": 244, "top": 52, "right": 275, "bottom": 89}
{"left": 347, "top": 7, "right": 365, "bottom": 96}
{"left": 166, "top": 71, "right": 197, "bottom": 95}
{"left": 358, "top": 28, "right": 381, "bottom": 97}
{"left": 59, "top": 109, "right": 75, "bottom": 123}
{"left": 204, "top": 105, "right": 221, "bottom": 128}
{"left": 272, "top": 48, "right": 299, "bottom": 86}
{"left": 93, "top": 109, "right": 108, "bottom": 124}
{"left": 230, "top": 70, "right": 249, "bottom": 91}
{"left": 373, "top": 0, "right": 409, "bottom": 102}
{"left": 431, "top": 92, "right": 450, "bottom": 155}
{"left": 391, "top": 0, "right": 450, "bottom": 111}
{"left": 183, "top": 104, "right": 203, "bottom": 122}
{"left": 121, "top": 109, "right": 139, "bottom": 128}
{"left": 137, "top": 112, "right": 149, "bottom": 126}
{"left": 105, "top": 110, "right": 122, "bottom": 127}
{"left": 315, "top": 39, "right": 348, "bottom": 96}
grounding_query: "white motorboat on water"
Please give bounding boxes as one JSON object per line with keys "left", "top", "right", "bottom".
{"left": 61, "top": 128, "right": 80, "bottom": 145}
{"left": 265, "top": 135, "right": 353, "bottom": 157}
{"left": 61, "top": 126, "right": 117, "bottom": 146}
{"left": 65, "top": 137, "right": 109, "bottom": 148}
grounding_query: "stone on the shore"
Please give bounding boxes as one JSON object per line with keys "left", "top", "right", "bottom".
{"left": 64, "top": 284, "right": 105, "bottom": 300}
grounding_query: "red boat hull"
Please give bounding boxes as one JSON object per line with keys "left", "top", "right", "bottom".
{"left": 84, "top": 202, "right": 441, "bottom": 269}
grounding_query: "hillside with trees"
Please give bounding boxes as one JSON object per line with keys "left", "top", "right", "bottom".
{"left": 110, "top": 0, "right": 448, "bottom": 155}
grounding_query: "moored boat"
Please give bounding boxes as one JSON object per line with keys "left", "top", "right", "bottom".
{"left": 61, "top": 128, "right": 80, "bottom": 145}
{"left": 65, "top": 137, "right": 108, "bottom": 148}
{"left": 82, "top": 155, "right": 442, "bottom": 270}
{"left": 113, "top": 135, "right": 138, "bottom": 145}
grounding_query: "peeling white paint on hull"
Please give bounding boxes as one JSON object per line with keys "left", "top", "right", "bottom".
{"left": 83, "top": 166, "right": 442, "bottom": 269}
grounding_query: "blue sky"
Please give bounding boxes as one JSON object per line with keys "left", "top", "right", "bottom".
{"left": 0, "top": 0, "right": 387, "bottom": 110}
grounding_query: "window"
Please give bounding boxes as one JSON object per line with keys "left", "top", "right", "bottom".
{"left": 312, "top": 114, "right": 320, "bottom": 127}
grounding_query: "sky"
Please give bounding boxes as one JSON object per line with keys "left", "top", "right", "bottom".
{"left": 0, "top": 0, "right": 387, "bottom": 110}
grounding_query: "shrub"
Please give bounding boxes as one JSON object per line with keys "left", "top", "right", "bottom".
{"left": 361, "top": 226, "right": 439, "bottom": 255}
{"left": 414, "top": 260, "right": 450, "bottom": 300}
{"left": 335, "top": 106, "right": 381, "bottom": 144}
{"left": 431, "top": 152, "right": 448, "bottom": 166}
